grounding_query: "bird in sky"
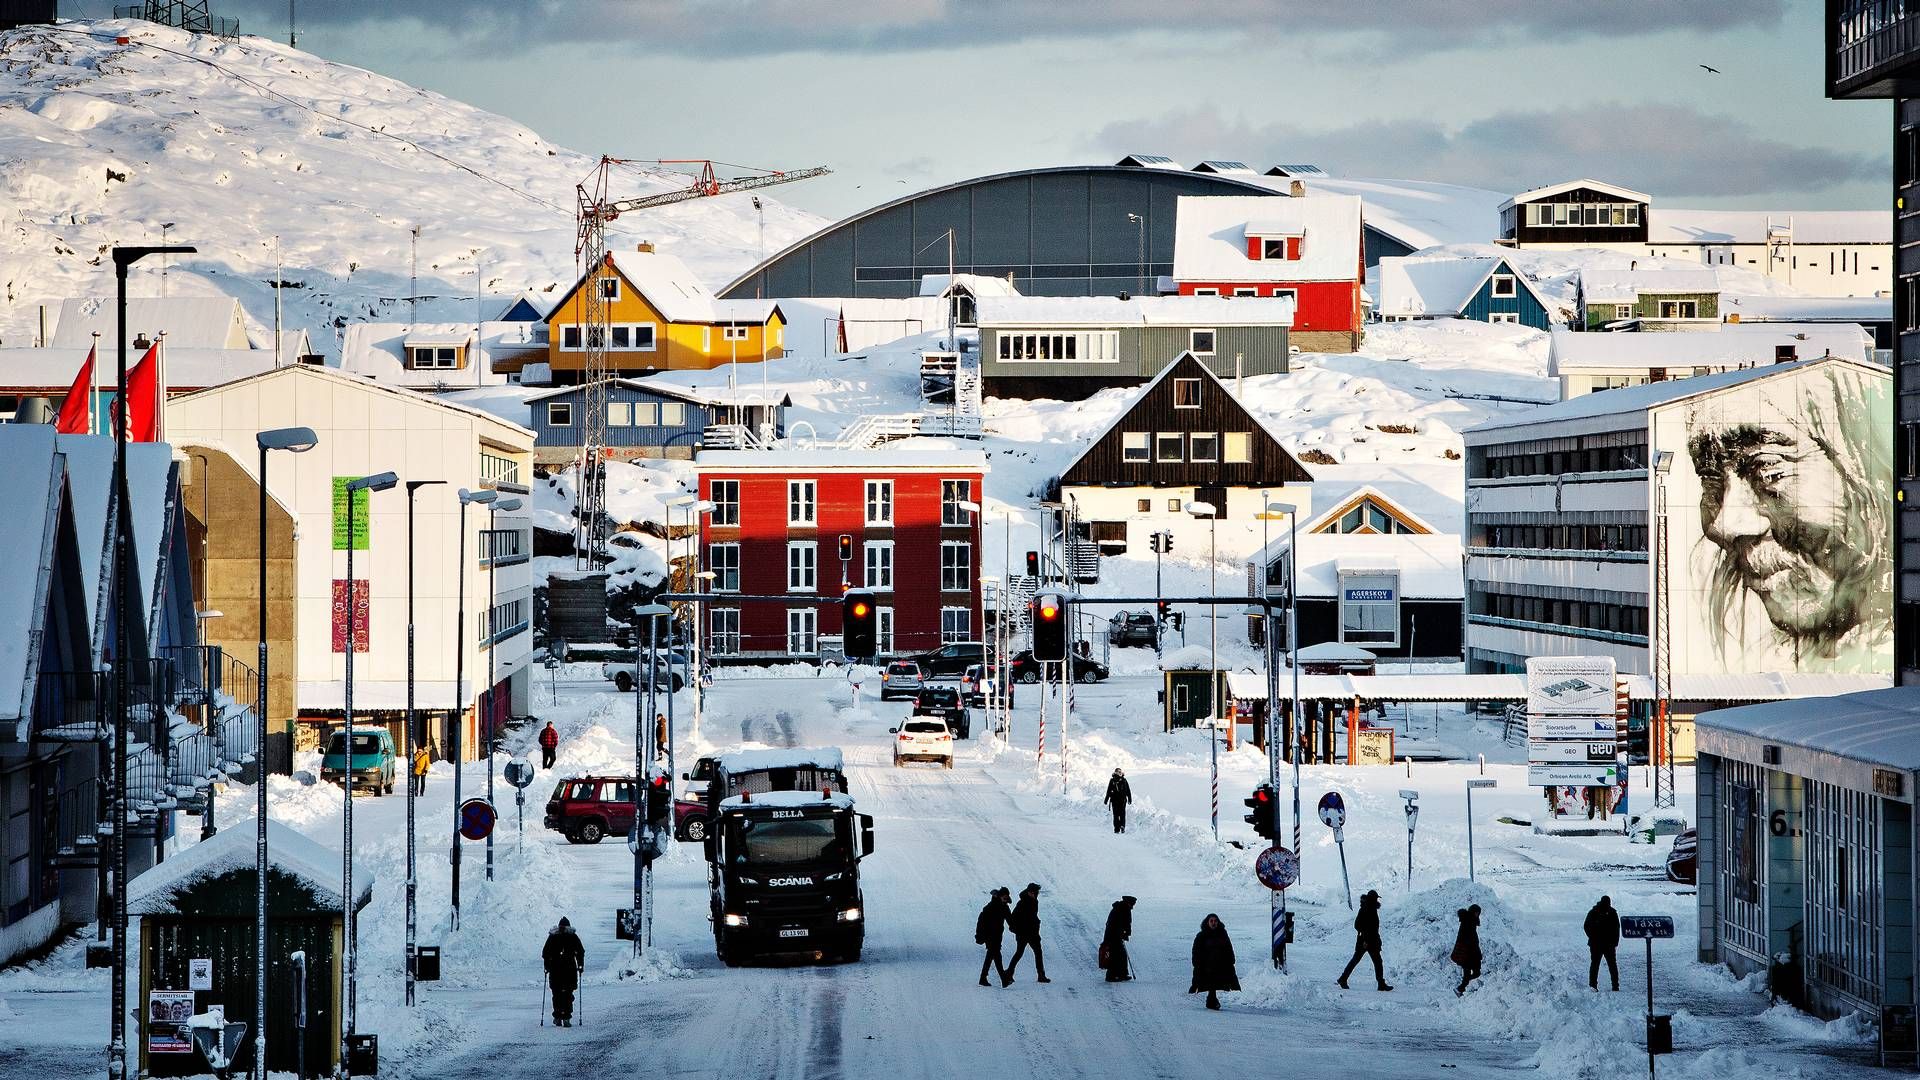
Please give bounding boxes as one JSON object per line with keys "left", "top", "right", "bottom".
{"left": 1700, "top": 64, "right": 1721, "bottom": 74}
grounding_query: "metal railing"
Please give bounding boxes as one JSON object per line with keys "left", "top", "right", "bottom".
{"left": 1834, "top": 0, "right": 1920, "bottom": 85}
{"left": 52, "top": 775, "right": 101, "bottom": 863}
{"left": 480, "top": 450, "right": 526, "bottom": 490}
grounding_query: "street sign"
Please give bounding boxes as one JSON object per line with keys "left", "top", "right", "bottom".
{"left": 1528, "top": 715, "right": 1615, "bottom": 740}
{"left": 457, "top": 798, "right": 496, "bottom": 841}
{"left": 1317, "top": 791, "right": 1347, "bottom": 829}
{"left": 1255, "top": 845, "right": 1300, "bottom": 891}
{"left": 1467, "top": 778, "right": 1497, "bottom": 789}
{"left": 1529, "top": 739, "right": 1618, "bottom": 763}
{"left": 503, "top": 760, "right": 534, "bottom": 789}
{"left": 1620, "top": 915, "right": 1675, "bottom": 940}
{"left": 1527, "top": 764, "right": 1619, "bottom": 787}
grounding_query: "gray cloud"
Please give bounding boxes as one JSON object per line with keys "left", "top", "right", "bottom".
{"left": 1092, "top": 103, "right": 1886, "bottom": 199}
{"left": 228, "top": 0, "right": 1787, "bottom": 56}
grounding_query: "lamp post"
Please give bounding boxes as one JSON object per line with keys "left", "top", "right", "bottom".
{"left": 631, "top": 602, "right": 672, "bottom": 955}
{"left": 1185, "top": 500, "right": 1219, "bottom": 840}
{"left": 1261, "top": 500, "right": 1297, "bottom": 968}
{"left": 402, "top": 479, "right": 444, "bottom": 1007}
{"left": 250, "top": 426, "right": 316, "bottom": 1079}
{"left": 451, "top": 488, "right": 496, "bottom": 926}
{"left": 339, "top": 472, "right": 396, "bottom": 1077}
{"left": 483, "top": 496, "right": 523, "bottom": 882}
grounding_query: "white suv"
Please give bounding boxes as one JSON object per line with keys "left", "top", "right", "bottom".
{"left": 891, "top": 716, "right": 954, "bottom": 769}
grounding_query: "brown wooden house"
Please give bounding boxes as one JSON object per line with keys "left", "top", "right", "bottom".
{"left": 1055, "top": 351, "right": 1313, "bottom": 549}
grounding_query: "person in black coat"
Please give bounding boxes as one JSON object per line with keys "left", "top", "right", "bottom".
{"left": 1585, "top": 895, "right": 1621, "bottom": 991}
{"left": 1337, "top": 890, "right": 1393, "bottom": 991}
{"left": 1103, "top": 896, "right": 1136, "bottom": 981}
{"left": 1189, "top": 913, "right": 1239, "bottom": 1010}
{"left": 1004, "top": 882, "right": 1049, "bottom": 985}
{"left": 542, "top": 917, "right": 586, "bottom": 1026}
{"left": 975, "top": 887, "right": 1012, "bottom": 987}
{"left": 1104, "top": 769, "right": 1133, "bottom": 833}
{"left": 1451, "top": 904, "right": 1483, "bottom": 996}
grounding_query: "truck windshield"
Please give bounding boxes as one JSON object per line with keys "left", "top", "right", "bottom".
{"left": 730, "top": 817, "right": 845, "bottom": 867}
{"left": 328, "top": 733, "right": 382, "bottom": 757}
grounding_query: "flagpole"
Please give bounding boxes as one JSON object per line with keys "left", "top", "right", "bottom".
{"left": 156, "top": 333, "right": 167, "bottom": 444}
{"left": 90, "top": 331, "right": 100, "bottom": 436}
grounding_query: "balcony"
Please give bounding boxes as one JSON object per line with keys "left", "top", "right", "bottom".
{"left": 1830, "top": 0, "right": 1920, "bottom": 97}
{"left": 480, "top": 450, "right": 530, "bottom": 494}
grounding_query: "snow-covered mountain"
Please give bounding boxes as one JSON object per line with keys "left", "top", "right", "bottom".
{"left": 0, "top": 19, "right": 826, "bottom": 350}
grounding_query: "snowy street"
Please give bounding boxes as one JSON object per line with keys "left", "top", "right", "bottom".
{"left": 2, "top": 671, "right": 1884, "bottom": 1079}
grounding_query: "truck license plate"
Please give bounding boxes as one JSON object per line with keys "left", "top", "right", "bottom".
{"left": 779, "top": 928, "right": 809, "bottom": 939}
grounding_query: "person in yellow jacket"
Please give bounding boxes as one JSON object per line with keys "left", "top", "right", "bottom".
{"left": 411, "top": 745, "right": 431, "bottom": 797}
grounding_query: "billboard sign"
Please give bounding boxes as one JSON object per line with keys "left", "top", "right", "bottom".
{"left": 1528, "top": 714, "right": 1615, "bottom": 740}
{"left": 147, "top": 990, "right": 196, "bottom": 1054}
{"left": 1527, "top": 764, "right": 1619, "bottom": 787}
{"left": 1528, "top": 740, "right": 1617, "bottom": 764}
{"left": 1525, "top": 657, "right": 1617, "bottom": 717}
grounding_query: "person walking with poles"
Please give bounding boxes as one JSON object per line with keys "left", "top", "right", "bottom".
{"left": 1585, "top": 895, "right": 1620, "bottom": 991}
{"left": 411, "top": 743, "right": 430, "bottom": 796}
{"left": 1103, "top": 896, "right": 1136, "bottom": 982}
{"left": 975, "top": 887, "right": 1012, "bottom": 987}
{"left": 542, "top": 916, "right": 585, "bottom": 1026}
{"left": 538, "top": 721, "right": 559, "bottom": 770}
{"left": 1337, "top": 890, "right": 1393, "bottom": 991}
{"left": 1104, "top": 769, "right": 1133, "bottom": 834}
{"left": 1004, "top": 882, "right": 1049, "bottom": 985}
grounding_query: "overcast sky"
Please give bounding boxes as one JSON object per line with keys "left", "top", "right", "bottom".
{"left": 217, "top": 0, "right": 1886, "bottom": 222}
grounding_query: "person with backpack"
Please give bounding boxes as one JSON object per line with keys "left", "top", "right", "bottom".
{"left": 975, "top": 887, "right": 1012, "bottom": 987}
{"left": 1004, "top": 882, "right": 1049, "bottom": 985}
{"left": 538, "top": 721, "right": 560, "bottom": 769}
{"left": 541, "top": 916, "right": 585, "bottom": 1026}
{"left": 1102, "top": 896, "right": 1136, "bottom": 982}
{"left": 1104, "top": 769, "right": 1133, "bottom": 834}
{"left": 1337, "top": 890, "right": 1393, "bottom": 991}
{"left": 1585, "top": 895, "right": 1621, "bottom": 991}
{"left": 1451, "top": 904, "right": 1483, "bottom": 996}
{"left": 1189, "top": 913, "right": 1239, "bottom": 1010}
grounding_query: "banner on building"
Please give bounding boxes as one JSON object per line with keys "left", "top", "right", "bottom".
{"left": 332, "top": 476, "right": 371, "bottom": 550}
{"left": 331, "top": 578, "right": 369, "bottom": 653}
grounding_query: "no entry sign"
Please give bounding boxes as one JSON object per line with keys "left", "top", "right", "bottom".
{"left": 1255, "top": 845, "right": 1300, "bottom": 891}
{"left": 458, "top": 798, "right": 497, "bottom": 841}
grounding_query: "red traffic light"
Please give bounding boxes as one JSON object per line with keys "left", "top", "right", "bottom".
{"left": 1038, "top": 601, "right": 1059, "bottom": 621}
{"left": 650, "top": 775, "right": 668, "bottom": 789}
{"left": 1255, "top": 788, "right": 1271, "bottom": 802}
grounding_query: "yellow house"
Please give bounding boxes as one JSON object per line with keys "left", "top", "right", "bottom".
{"left": 542, "top": 243, "right": 785, "bottom": 375}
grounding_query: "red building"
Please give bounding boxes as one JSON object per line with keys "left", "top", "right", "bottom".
{"left": 1170, "top": 194, "right": 1365, "bottom": 352}
{"left": 697, "top": 450, "right": 988, "bottom": 661}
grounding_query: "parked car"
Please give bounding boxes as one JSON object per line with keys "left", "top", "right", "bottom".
{"left": 891, "top": 716, "right": 954, "bottom": 768}
{"left": 960, "top": 663, "right": 1010, "bottom": 709}
{"left": 602, "top": 650, "right": 690, "bottom": 693}
{"left": 913, "top": 641, "right": 985, "bottom": 678}
{"left": 913, "top": 684, "right": 969, "bottom": 738}
{"left": 675, "top": 756, "right": 717, "bottom": 841}
{"left": 543, "top": 774, "right": 637, "bottom": 845}
{"left": 1665, "top": 827, "right": 1698, "bottom": 885}
{"left": 320, "top": 728, "right": 398, "bottom": 795}
{"left": 1008, "top": 650, "right": 1109, "bottom": 684}
{"left": 1107, "top": 611, "right": 1157, "bottom": 648}
{"left": 879, "top": 660, "right": 926, "bottom": 701}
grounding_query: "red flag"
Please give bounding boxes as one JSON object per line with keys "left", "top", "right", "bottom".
{"left": 111, "top": 343, "right": 160, "bottom": 442}
{"left": 53, "top": 345, "right": 95, "bottom": 434}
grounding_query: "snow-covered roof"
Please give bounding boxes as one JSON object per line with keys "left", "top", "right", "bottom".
{"left": 716, "top": 747, "right": 846, "bottom": 773}
{"left": 1172, "top": 195, "right": 1363, "bottom": 284}
{"left": 55, "top": 435, "right": 113, "bottom": 656}
{"left": 522, "top": 377, "right": 791, "bottom": 409}
{"left": 1697, "top": 687, "right": 1920, "bottom": 772}
{"left": 172, "top": 362, "right": 535, "bottom": 441}
{"left": 0, "top": 347, "right": 289, "bottom": 391}
{"left": 1722, "top": 294, "right": 1893, "bottom": 323}
{"left": 1466, "top": 355, "right": 1884, "bottom": 437}
{"left": 1160, "top": 643, "right": 1220, "bottom": 671}
{"left": 1254, "top": 532, "right": 1465, "bottom": 600}
{"left": 1649, "top": 209, "right": 1890, "bottom": 246}
{"left": 1299, "top": 642, "right": 1379, "bottom": 663}
{"left": 601, "top": 249, "right": 782, "bottom": 326}
{"left": 919, "top": 274, "right": 1020, "bottom": 299}
{"left": 1115, "top": 154, "right": 1183, "bottom": 169}
{"left": 1193, "top": 160, "right": 1255, "bottom": 175}
{"left": 0, "top": 425, "right": 60, "bottom": 722}
{"left": 697, "top": 449, "right": 988, "bottom": 471}
{"left": 1578, "top": 265, "right": 1723, "bottom": 303}
{"left": 335, "top": 321, "right": 542, "bottom": 390}
{"left": 1498, "top": 178, "right": 1650, "bottom": 212}
{"left": 50, "top": 296, "right": 251, "bottom": 351}
{"left": 402, "top": 330, "right": 473, "bottom": 348}
{"left": 974, "top": 294, "right": 1295, "bottom": 328}
{"left": 1547, "top": 323, "right": 1873, "bottom": 374}
{"left": 1276, "top": 671, "right": 1889, "bottom": 703}
{"left": 128, "top": 819, "right": 374, "bottom": 915}
{"left": 1374, "top": 255, "right": 1552, "bottom": 318}
{"left": 720, "top": 789, "right": 857, "bottom": 811}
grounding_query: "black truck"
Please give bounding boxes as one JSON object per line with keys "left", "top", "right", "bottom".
{"left": 706, "top": 789, "right": 874, "bottom": 964}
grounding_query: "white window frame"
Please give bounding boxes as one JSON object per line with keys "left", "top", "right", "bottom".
{"left": 1233, "top": 288, "right": 1259, "bottom": 297}
{"left": 1193, "top": 288, "right": 1220, "bottom": 297}
{"left": 865, "top": 479, "right": 894, "bottom": 526}
{"left": 786, "top": 608, "right": 817, "bottom": 655}
{"left": 1489, "top": 312, "right": 1520, "bottom": 325}
{"left": 1261, "top": 238, "right": 1289, "bottom": 260}
{"left": 1189, "top": 432, "right": 1219, "bottom": 463}
{"left": 1224, "top": 432, "right": 1252, "bottom": 463}
{"left": 547, "top": 402, "right": 573, "bottom": 426}
{"left": 561, "top": 325, "right": 582, "bottom": 351}
{"left": 1172, "top": 378, "right": 1202, "bottom": 409}
{"left": 940, "top": 607, "right": 971, "bottom": 644}
{"left": 1615, "top": 304, "right": 1635, "bottom": 320}
{"left": 709, "top": 479, "right": 739, "bottom": 526}
{"left": 632, "top": 401, "right": 660, "bottom": 427}
{"left": 1122, "top": 432, "right": 1150, "bottom": 463}
{"left": 709, "top": 542, "right": 740, "bottom": 592}
{"left": 941, "top": 479, "right": 973, "bottom": 525}
{"left": 607, "top": 402, "right": 632, "bottom": 427}
{"left": 723, "top": 324, "right": 751, "bottom": 341}
{"left": 864, "top": 540, "right": 895, "bottom": 591}
{"left": 1190, "top": 329, "right": 1217, "bottom": 356}
{"left": 609, "top": 323, "right": 658, "bottom": 353}
{"left": 1490, "top": 274, "right": 1517, "bottom": 298}
{"left": 1155, "top": 432, "right": 1185, "bottom": 463}
{"left": 597, "top": 276, "right": 620, "bottom": 301}
{"left": 940, "top": 541, "right": 971, "bottom": 592}
{"left": 710, "top": 607, "right": 741, "bottom": 655}
{"left": 788, "top": 480, "right": 817, "bottom": 525}
{"left": 661, "top": 402, "right": 686, "bottom": 426}
{"left": 787, "top": 541, "right": 816, "bottom": 593}
{"left": 876, "top": 606, "right": 895, "bottom": 655}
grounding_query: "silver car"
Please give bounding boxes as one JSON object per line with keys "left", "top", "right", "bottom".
{"left": 879, "top": 660, "right": 924, "bottom": 701}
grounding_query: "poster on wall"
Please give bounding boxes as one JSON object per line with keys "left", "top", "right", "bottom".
{"left": 331, "top": 578, "right": 369, "bottom": 653}
{"left": 1653, "top": 361, "right": 1892, "bottom": 676}
{"left": 332, "top": 477, "right": 371, "bottom": 550}
{"left": 146, "top": 990, "right": 196, "bottom": 1054}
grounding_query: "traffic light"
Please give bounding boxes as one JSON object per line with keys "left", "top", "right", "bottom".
{"left": 1243, "top": 783, "right": 1276, "bottom": 840}
{"left": 843, "top": 589, "right": 878, "bottom": 659}
{"left": 838, "top": 533, "right": 853, "bottom": 562}
{"left": 1025, "top": 550, "right": 1040, "bottom": 578}
{"left": 1032, "top": 591, "right": 1068, "bottom": 660}
{"left": 1156, "top": 599, "right": 1171, "bottom": 621}
{"left": 642, "top": 772, "right": 672, "bottom": 863}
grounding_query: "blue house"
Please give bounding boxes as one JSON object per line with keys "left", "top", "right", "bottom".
{"left": 1375, "top": 254, "right": 1557, "bottom": 329}
{"left": 528, "top": 378, "right": 790, "bottom": 463}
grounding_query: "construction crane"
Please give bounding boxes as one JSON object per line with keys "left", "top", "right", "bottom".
{"left": 572, "top": 157, "right": 830, "bottom": 568}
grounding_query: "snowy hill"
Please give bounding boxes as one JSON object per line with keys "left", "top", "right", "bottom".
{"left": 0, "top": 20, "right": 825, "bottom": 350}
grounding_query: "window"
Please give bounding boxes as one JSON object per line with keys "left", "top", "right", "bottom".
{"left": 1193, "top": 288, "right": 1219, "bottom": 297}
{"left": 1168, "top": 499, "right": 1182, "bottom": 512}
{"left": 1615, "top": 305, "right": 1634, "bottom": 321}
{"left": 723, "top": 325, "right": 751, "bottom": 341}
{"left": 940, "top": 541, "right": 971, "bottom": 591}
{"left": 479, "top": 597, "right": 528, "bottom": 646}
{"left": 1234, "top": 288, "right": 1258, "bottom": 297}
{"left": 710, "top": 608, "right": 741, "bottom": 655}
{"left": 598, "top": 276, "right": 620, "bottom": 301}
{"left": 607, "top": 402, "right": 632, "bottom": 427}
{"left": 1156, "top": 432, "right": 1184, "bottom": 462}
{"left": 709, "top": 479, "right": 739, "bottom": 526}
{"left": 410, "top": 346, "right": 459, "bottom": 369}
{"left": 788, "top": 480, "right": 816, "bottom": 525}
{"left": 998, "top": 329, "right": 1117, "bottom": 363}
{"left": 547, "top": 402, "right": 573, "bottom": 426}
{"left": 1774, "top": 345, "right": 1798, "bottom": 364}
{"left": 941, "top": 607, "right": 971, "bottom": 644}
{"left": 632, "top": 402, "right": 659, "bottom": 426}
{"left": 1189, "top": 433, "right": 1218, "bottom": 462}
{"left": 942, "top": 480, "right": 973, "bottom": 525}
{"left": 1190, "top": 329, "right": 1217, "bottom": 355}
{"left": 1224, "top": 432, "right": 1252, "bottom": 463}
{"left": 479, "top": 528, "right": 524, "bottom": 564}
{"left": 1489, "top": 312, "right": 1520, "bottom": 324}
{"left": 1903, "top": 423, "right": 1920, "bottom": 481}
{"left": 787, "top": 542, "right": 816, "bottom": 592}
{"left": 1136, "top": 499, "right": 1152, "bottom": 513}
{"left": 865, "top": 480, "right": 894, "bottom": 525}
{"left": 1658, "top": 300, "right": 1698, "bottom": 319}
{"left": 606, "top": 324, "right": 657, "bottom": 352}
{"left": 1261, "top": 238, "right": 1288, "bottom": 260}
{"left": 1490, "top": 275, "right": 1517, "bottom": 298}
{"left": 865, "top": 541, "right": 894, "bottom": 590}
{"left": 661, "top": 402, "right": 685, "bottom": 426}
{"left": 480, "top": 449, "right": 520, "bottom": 488}
{"left": 709, "top": 543, "right": 740, "bottom": 592}
{"left": 610, "top": 325, "right": 631, "bottom": 350}
{"left": 1122, "top": 432, "right": 1150, "bottom": 463}
{"left": 1172, "top": 378, "right": 1202, "bottom": 409}
{"left": 875, "top": 606, "right": 895, "bottom": 654}
{"left": 786, "top": 608, "right": 817, "bottom": 655}
{"left": 559, "top": 325, "right": 580, "bottom": 350}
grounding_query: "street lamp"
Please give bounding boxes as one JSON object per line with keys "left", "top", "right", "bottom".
{"left": 631, "top": 602, "right": 672, "bottom": 954}
{"left": 1185, "top": 500, "right": 1219, "bottom": 841}
{"left": 340, "top": 472, "right": 396, "bottom": 1075}
{"left": 402, "top": 479, "right": 445, "bottom": 1007}
{"left": 451, "top": 487, "right": 496, "bottom": 925}
{"left": 483, "top": 496, "right": 523, "bottom": 882}
{"left": 1261, "top": 499, "right": 1300, "bottom": 968}
{"left": 251, "top": 424, "right": 315, "bottom": 1080}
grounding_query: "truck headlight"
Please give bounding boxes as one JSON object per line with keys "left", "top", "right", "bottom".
{"left": 722, "top": 913, "right": 748, "bottom": 927}
{"left": 836, "top": 907, "right": 862, "bottom": 923}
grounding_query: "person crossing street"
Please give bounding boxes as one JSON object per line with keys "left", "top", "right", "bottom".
{"left": 1585, "top": 895, "right": 1621, "bottom": 991}
{"left": 1104, "top": 768, "right": 1133, "bottom": 833}
{"left": 1004, "top": 882, "right": 1049, "bottom": 985}
{"left": 1337, "top": 890, "right": 1393, "bottom": 991}
{"left": 975, "top": 887, "right": 1012, "bottom": 987}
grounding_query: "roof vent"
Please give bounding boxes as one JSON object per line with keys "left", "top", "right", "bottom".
{"left": 1761, "top": 745, "right": 1781, "bottom": 765}
{"left": 636, "top": 241, "right": 654, "bottom": 253}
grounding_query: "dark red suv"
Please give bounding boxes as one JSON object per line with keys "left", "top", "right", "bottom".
{"left": 544, "top": 775, "right": 637, "bottom": 844}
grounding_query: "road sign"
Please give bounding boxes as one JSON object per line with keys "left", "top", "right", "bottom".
{"left": 1528, "top": 764, "right": 1618, "bottom": 787}
{"left": 1255, "top": 845, "right": 1300, "bottom": 891}
{"left": 1317, "top": 791, "right": 1347, "bottom": 829}
{"left": 1528, "top": 740, "right": 1618, "bottom": 764}
{"left": 457, "top": 799, "right": 496, "bottom": 841}
{"left": 1528, "top": 715, "right": 1615, "bottom": 740}
{"left": 1620, "top": 915, "right": 1675, "bottom": 940}
{"left": 503, "top": 760, "right": 534, "bottom": 789}
{"left": 1467, "top": 778, "right": 1497, "bottom": 789}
